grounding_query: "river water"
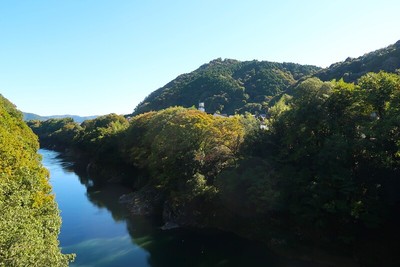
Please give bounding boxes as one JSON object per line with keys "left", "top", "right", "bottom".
{"left": 40, "top": 149, "right": 324, "bottom": 267}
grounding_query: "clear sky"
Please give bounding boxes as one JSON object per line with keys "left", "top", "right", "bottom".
{"left": 0, "top": 0, "right": 399, "bottom": 116}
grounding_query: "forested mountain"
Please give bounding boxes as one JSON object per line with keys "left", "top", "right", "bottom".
{"left": 315, "top": 40, "right": 400, "bottom": 82}
{"left": 23, "top": 112, "right": 98, "bottom": 123}
{"left": 132, "top": 59, "right": 320, "bottom": 115}
{"left": 133, "top": 41, "right": 400, "bottom": 116}
{"left": 0, "top": 95, "right": 74, "bottom": 266}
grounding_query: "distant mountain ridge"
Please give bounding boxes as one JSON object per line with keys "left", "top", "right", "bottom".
{"left": 23, "top": 112, "right": 98, "bottom": 123}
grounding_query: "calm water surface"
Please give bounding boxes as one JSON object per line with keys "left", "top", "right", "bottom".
{"left": 41, "top": 149, "right": 323, "bottom": 267}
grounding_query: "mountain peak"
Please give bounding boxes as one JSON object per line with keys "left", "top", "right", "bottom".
{"left": 132, "top": 60, "right": 321, "bottom": 116}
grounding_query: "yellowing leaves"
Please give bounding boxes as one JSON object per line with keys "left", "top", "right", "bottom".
{"left": 0, "top": 94, "right": 73, "bottom": 266}
{"left": 123, "top": 107, "right": 249, "bottom": 194}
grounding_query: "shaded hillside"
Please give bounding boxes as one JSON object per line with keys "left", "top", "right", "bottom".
{"left": 315, "top": 40, "right": 400, "bottom": 82}
{"left": 23, "top": 112, "right": 98, "bottom": 123}
{"left": 132, "top": 59, "right": 320, "bottom": 115}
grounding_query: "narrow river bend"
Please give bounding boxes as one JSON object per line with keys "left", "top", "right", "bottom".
{"left": 41, "top": 149, "right": 325, "bottom": 267}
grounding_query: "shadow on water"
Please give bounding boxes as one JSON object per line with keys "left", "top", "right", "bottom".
{"left": 43, "top": 149, "right": 331, "bottom": 267}
{"left": 126, "top": 224, "right": 330, "bottom": 267}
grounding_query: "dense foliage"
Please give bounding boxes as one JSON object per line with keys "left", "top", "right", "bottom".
{"left": 121, "top": 108, "right": 256, "bottom": 221}
{"left": 229, "top": 72, "right": 400, "bottom": 264}
{"left": 0, "top": 95, "right": 74, "bottom": 266}
{"left": 315, "top": 40, "right": 400, "bottom": 83}
{"left": 30, "top": 108, "right": 256, "bottom": 193}
{"left": 28, "top": 113, "right": 129, "bottom": 160}
{"left": 132, "top": 58, "right": 320, "bottom": 115}
{"left": 29, "top": 70, "right": 400, "bottom": 265}
{"left": 27, "top": 118, "right": 82, "bottom": 150}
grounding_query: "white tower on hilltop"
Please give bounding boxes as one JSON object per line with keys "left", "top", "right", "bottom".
{"left": 198, "top": 102, "right": 205, "bottom": 112}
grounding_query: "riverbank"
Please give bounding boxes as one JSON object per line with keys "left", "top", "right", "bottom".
{"left": 43, "top": 146, "right": 400, "bottom": 266}
{"left": 44, "top": 148, "right": 341, "bottom": 267}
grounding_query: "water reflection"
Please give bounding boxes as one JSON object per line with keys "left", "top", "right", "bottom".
{"left": 41, "top": 149, "right": 325, "bottom": 267}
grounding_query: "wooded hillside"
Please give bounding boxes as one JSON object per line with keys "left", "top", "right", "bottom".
{"left": 0, "top": 95, "right": 74, "bottom": 266}
{"left": 132, "top": 59, "right": 320, "bottom": 115}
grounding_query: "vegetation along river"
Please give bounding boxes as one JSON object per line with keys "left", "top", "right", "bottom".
{"left": 41, "top": 148, "right": 328, "bottom": 267}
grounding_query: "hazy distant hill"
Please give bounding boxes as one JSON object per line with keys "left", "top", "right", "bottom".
{"left": 315, "top": 40, "right": 400, "bottom": 82}
{"left": 132, "top": 58, "right": 320, "bottom": 115}
{"left": 23, "top": 112, "right": 98, "bottom": 123}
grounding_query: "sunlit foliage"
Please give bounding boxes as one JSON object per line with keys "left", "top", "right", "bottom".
{"left": 133, "top": 58, "right": 320, "bottom": 115}
{"left": 122, "top": 107, "right": 251, "bottom": 194}
{"left": 0, "top": 95, "right": 74, "bottom": 266}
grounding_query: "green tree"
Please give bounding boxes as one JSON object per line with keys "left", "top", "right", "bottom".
{"left": 0, "top": 95, "right": 74, "bottom": 266}
{"left": 242, "top": 73, "right": 400, "bottom": 245}
{"left": 77, "top": 113, "right": 129, "bottom": 158}
{"left": 121, "top": 107, "right": 250, "bottom": 206}
{"left": 27, "top": 118, "right": 82, "bottom": 149}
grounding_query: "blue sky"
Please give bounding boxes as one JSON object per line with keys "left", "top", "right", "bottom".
{"left": 0, "top": 0, "right": 399, "bottom": 116}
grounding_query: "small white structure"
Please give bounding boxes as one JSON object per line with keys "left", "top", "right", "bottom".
{"left": 198, "top": 102, "right": 205, "bottom": 112}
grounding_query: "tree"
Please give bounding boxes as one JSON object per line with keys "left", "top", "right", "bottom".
{"left": 120, "top": 106, "right": 251, "bottom": 209}
{"left": 77, "top": 113, "right": 129, "bottom": 158}
{"left": 0, "top": 95, "right": 74, "bottom": 266}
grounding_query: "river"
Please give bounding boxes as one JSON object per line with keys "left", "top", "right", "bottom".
{"left": 40, "top": 149, "right": 326, "bottom": 267}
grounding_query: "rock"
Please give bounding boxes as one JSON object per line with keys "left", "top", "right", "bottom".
{"left": 161, "top": 200, "right": 202, "bottom": 228}
{"left": 121, "top": 187, "right": 162, "bottom": 216}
